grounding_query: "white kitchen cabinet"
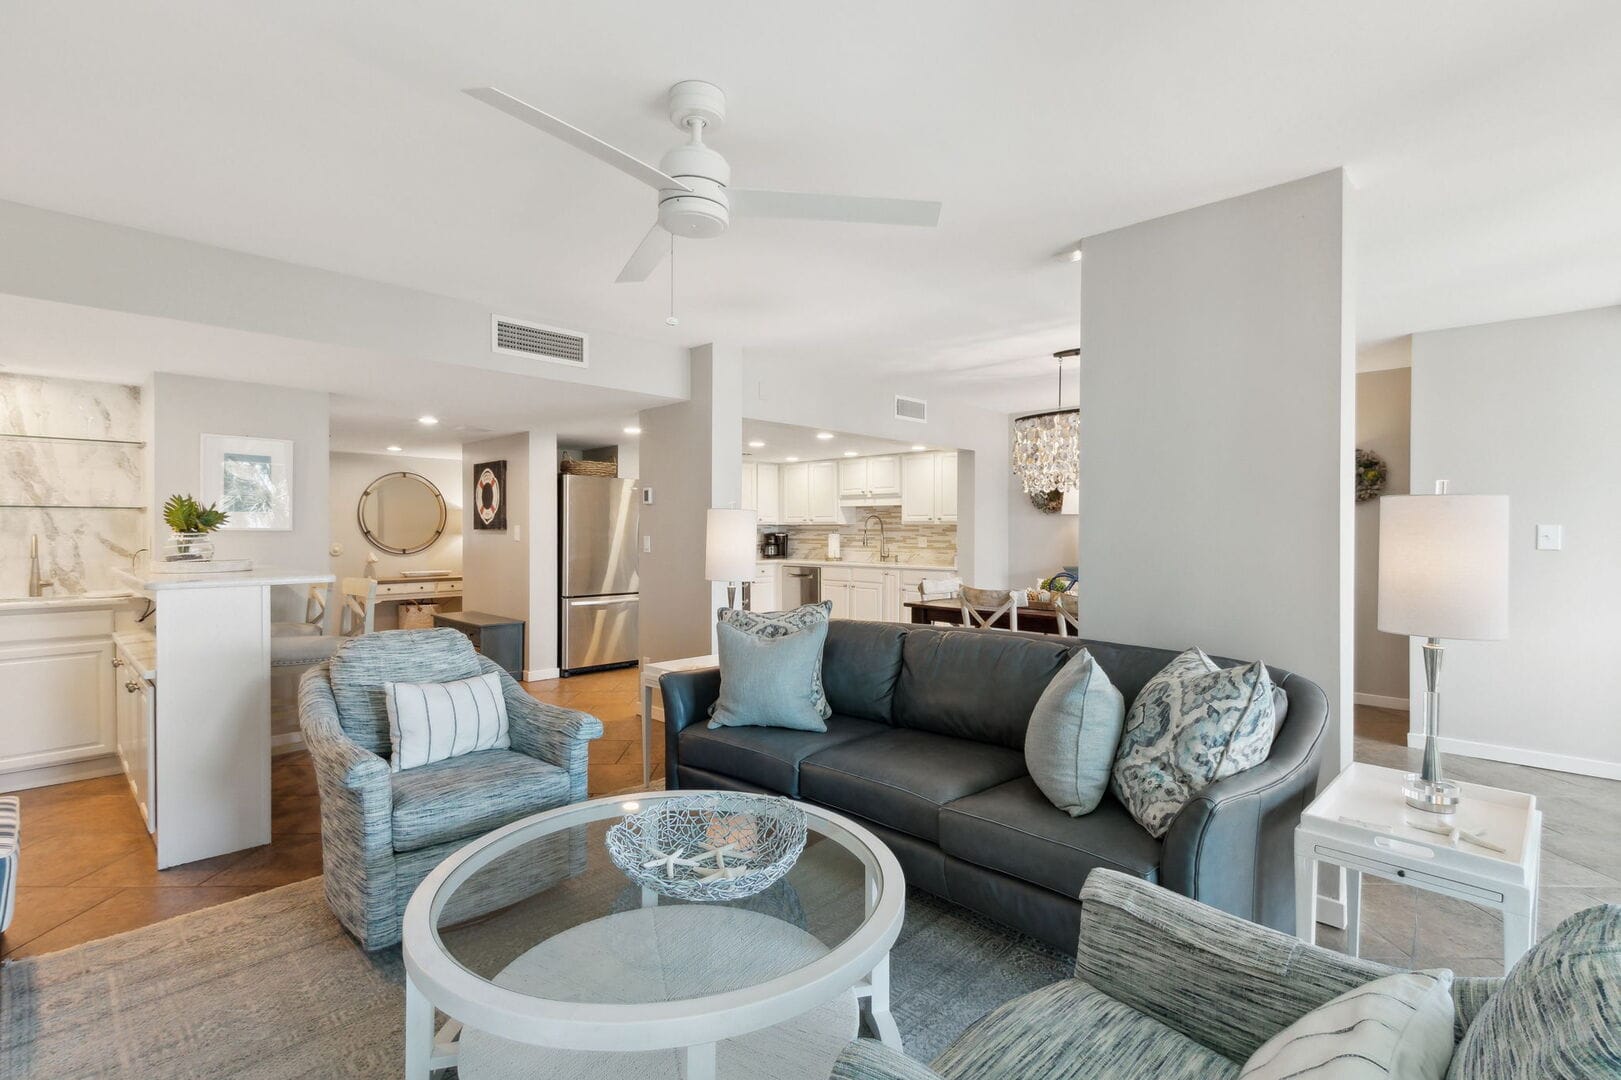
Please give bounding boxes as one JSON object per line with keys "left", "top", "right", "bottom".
{"left": 755, "top": 463, "right": 781, "bottom": 524}
{"left": 900, "top": 451, "right": 959, "bottom": 523}
{"left": 807, "top": 461, "right": 840, "bottom": 523}
{"left": 838, "top": 454, "right": 901, "bottom": 500}
{"left": 881, "top": 568, "right": 902, "bottom": 622}
{"left": 740, "top": 461, "right": 757, "bottom": 513}
{"left": 751, "top": 563, "right": 781, "bottom": 612}
{"left": 780, "top": 462, "right": 809, "bottom": 522}
{"left": 837, "top": 458, "right": 867, "bottom": 498}
{"left": 847, "top": 569, "right": 886, "bottom": 621}
{"left": 822, "top": 565, "right": 852, "bottom": 618}
{"left": 114, "top": 643, "right": 157, "bottom": 834}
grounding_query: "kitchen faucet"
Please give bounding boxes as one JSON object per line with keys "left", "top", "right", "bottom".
{"left": 27, "top": 534, "right": 54, "bottom": 597}
{"left": 861, "top": 514, "right": 895, "bottom": 562}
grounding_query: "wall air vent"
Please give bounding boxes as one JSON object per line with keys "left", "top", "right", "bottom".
{"left": 894, "top": 395, "right": 928, "bottom": 423}
{"left": 491, "top": 315, "right": 588, "bottom": 368}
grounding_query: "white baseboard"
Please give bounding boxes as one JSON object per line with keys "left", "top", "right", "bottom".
{"left": 524, "top": 667, "right": 561, "bottom": 682}
{"left": 1354, "top": 693, "right": 1409, "bottom": 711}
{"left": 1408, "top": 732, "right": 1621, "bottom": 782}
{"left": 0, "top": 754, "right": 123, "bottom": 793}
{"left": 271, "top": 732, "right": 305, "bottom": 755}
{"left": 1315, "top": 895, "right": 1348, "bottom": 930}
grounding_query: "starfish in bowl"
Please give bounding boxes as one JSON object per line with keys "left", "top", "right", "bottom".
{"left": 700, "top": 842, "right": 743, "bottom": 868}
{"left": 697, "top": 864, "right": 750, "bottom": 882}
{"left": 641, "top": 848, "right": 699, "bottom": 879}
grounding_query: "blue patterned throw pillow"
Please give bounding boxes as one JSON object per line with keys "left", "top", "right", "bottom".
{"left": 1110, "top": 648, "right": 1278, "bottom": 838}
{"left": 708, "top": 601, "right": 834, "bottom": 731}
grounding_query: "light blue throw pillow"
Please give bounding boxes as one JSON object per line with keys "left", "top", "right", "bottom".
{"left": 1110, "top": 648, "right": 1278, "bottom": 838}
{"left": 1025, "top": 649, "right": 1125, "bottom": 816}
{"left": 708, "top": 617, "right": 832, "bottom": 732}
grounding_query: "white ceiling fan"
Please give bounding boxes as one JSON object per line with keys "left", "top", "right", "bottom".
{"left": 464, "top": 81, "right": 942, "bottom": 284}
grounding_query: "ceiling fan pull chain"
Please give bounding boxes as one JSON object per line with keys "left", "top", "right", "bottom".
{"left": 665, "top": 233, "right": 679, "bottom": 327}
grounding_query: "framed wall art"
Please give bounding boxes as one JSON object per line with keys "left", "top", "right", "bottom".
{"left": 200, "top": 433, "right": 293, "bottom": 531}
{"left": 473, "top": 459, "right": 507, "bottom": 530}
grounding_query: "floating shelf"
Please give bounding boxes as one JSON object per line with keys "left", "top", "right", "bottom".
{"left": 0, "top": 504, "right": 146, "bottom": 510}
{"left": 0, "top": 432, "right": 145, "bottom": 447}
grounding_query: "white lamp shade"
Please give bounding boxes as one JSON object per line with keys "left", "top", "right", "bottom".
{"left": 1377, "top": 494, "right": 1509, "bottom": 640}
{"left": 705, "top": 508, "right": 758, "bottom": 582}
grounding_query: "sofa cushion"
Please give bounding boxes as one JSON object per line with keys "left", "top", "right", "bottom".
{"left": 678, "top": 713, "right": 889, "bottom": 796}
{"left": 329, "top": 628, "right": 483, "bottom": 754}
{"left": 823, "top": 620, "right": 907, "bottom": 722}
{"left": 708, "top": 618, "right": 832, "bottom": 732}
{"left": 931, "top": 977, "right": 1240, "bottom": 1080}
{"left": 939, "top": 777, "right": 1160, "bottom": 898}
{"left": 893, "top": 628, "right": 1080, "bottom": 750}
{"left": 799, "top": 728, "right": 1028, "bottom": 843}
{"left": 1242, "top": 969, "right": 1454, "bottom": 1080}
{"left": 390, "top": 748, "right": 570, "bottom": 853}
{"left": 1024, "top": 649, "right": 1126, "bottom": 816}
{"left": 1447, "top": 903, "right": 1621, "bottom": 1080}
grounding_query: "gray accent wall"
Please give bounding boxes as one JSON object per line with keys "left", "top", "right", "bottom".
{"left": 1076, "top": 169, "right": 1356, "bottom": 782}
{"left": 1354, "top": 365, "right": 1412, "bottom": 702}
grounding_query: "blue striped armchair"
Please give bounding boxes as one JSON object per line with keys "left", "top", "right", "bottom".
{"left": 298, "top": 628, "right": 603, "bottom": 950}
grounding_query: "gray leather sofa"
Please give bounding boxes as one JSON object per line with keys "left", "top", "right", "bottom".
{"left": 661, "top": 621, "right": 1328, "bottom": 952}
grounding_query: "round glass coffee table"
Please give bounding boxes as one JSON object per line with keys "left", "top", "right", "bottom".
{"left": 401, "top": 790, "right": 906, "bottom": 1080}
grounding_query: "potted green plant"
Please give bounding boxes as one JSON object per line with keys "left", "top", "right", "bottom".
{"left": 161, "top": 494, "right": 228, "bottom": 562}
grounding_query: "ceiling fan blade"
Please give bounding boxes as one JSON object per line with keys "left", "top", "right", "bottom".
{"left": 463, "top": 87, "right": 690, "bottom": 193}
{"left": 729, "top": 189, "right": 941, "bottom": 227}
{"left": 616, "top": 223, "right": 669, "bottom": 283}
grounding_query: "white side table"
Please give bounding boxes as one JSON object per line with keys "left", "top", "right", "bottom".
{"left": 1295, "top": 762, "right": 1541, "bottom": 974}
{"left": 638, "top": 654, "right": 718, "bottom": 785}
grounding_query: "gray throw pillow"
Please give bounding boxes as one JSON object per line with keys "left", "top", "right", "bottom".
{"left": 1447, "top": 904, "right": 1621, "bottom": 1079}
{"left": 1024, "top": 649, "right": 1125, "bottom": 816}
{"left": 1110, "top": 648, "right": 1278, "bottom": 838}
{"left": 708, "top": 602, "right": 833, "bottom": 732}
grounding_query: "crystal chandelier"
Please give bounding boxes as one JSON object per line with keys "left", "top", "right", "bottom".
{"left": 1012, "top": 349, "right": 1079, "bottom": 514}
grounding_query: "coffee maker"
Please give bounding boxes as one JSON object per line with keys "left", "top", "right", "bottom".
{"left": 760, "top": 531, "right": 788, "bottom": 558}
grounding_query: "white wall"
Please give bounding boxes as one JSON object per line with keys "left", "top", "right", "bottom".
{"left": 638, "top": 345, "right": 743, "bottom": 663}
{"left": 1354, "top": 366, "right": 1411, "bottom": 703}
{"left": 461, "top": 432, "right": 530, "bottom": 655}
{"left": 148, "top": 372, "right": 329, "bottom": 620}
{"left": 1409, "top": 305, "right": 1621, "bottom": 778}
{"left": 1077, "top": 169, "right": 1355, "bottom": 778}
{"left": 1006, "top": 414, "right": 1079, "bottom": 589}
{"left": 328, "top": 452, "right": 462, "bottom": 581}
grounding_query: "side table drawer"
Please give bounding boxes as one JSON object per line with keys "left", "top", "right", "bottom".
{"left": 1312, "top": 843, "right": 1505, "bottom": 905}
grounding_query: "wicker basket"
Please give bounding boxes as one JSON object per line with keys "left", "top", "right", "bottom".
{"left": 560, "top": 458, "right": 618, "bottom": 478}
{"left": 398, "top": 601, "right": 438, "bottom": 629}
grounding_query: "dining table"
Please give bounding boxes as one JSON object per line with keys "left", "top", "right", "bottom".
{"left": 901, "top": 598, "right": 1065, "bottom": 634}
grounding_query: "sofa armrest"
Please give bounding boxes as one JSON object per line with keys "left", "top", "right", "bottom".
{"left": 1452, "top": 976, "right": 1503, "bottom": 1041}
{"left": 830, "top": 1040, "right": 946, "bottom": 1080}
{"left": 660, "top": 668, "right": 721, "bottom": 788}
{"left": 1160, "top": 669, "right": 1329, "bottom": 931}
{"left": 485, "top": 659, "right": 603, "bottom": 803}
{"left": 1075, "top": 869, "right": 1397, "bottom": 1063}
{"left": 298, "top": 663, "right": 398, "bottom": 948}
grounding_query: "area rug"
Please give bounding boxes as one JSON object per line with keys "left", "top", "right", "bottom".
{"left": 0, "top": 877, "right": 1068, "bottom": 1079}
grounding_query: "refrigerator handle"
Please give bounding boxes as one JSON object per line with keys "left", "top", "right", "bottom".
{"left": 568, "top": 596, "right": 640, "bottom": 607}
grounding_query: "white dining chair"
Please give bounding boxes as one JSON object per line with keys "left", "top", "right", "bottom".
{"left": 1052, "top": 590, "right": 1081, "bottom": 637}
{"left": 271, "top": 583, "right": 333, "bottom": 638}
{"left": 338, "top": 577, "right": 378, "bottom": 637}
{"left": 959, "top": 585, "right": 1023, "bottom": 632}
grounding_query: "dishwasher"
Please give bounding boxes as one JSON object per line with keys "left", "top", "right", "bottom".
{"left": 782, "top": 565, "right": 821, "bottom": 607}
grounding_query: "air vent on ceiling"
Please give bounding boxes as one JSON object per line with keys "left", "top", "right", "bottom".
{"left": 894, "top": 395, "right": 927, "bottom": 423}
{"left": 491, "top": 315, "right": 588, "bottom": 368}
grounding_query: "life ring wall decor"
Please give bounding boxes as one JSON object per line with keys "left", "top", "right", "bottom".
{"left": 474, "top": 459, "right": 507, "bottom": 530}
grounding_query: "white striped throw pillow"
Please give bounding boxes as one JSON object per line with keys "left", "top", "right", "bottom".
{"left": 1240, "top": 970, "right": 1455, "bottom": 1079}
{"left": 385, "top": 672, "right": 510, "bottom": 772}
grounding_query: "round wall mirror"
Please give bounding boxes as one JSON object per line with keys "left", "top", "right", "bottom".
{"left": 358, "top": 472, "right": 447, "bottom": 555}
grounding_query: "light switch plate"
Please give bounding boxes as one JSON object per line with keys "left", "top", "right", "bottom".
{"left": 1536, "top": 524, "right": 1562, "bottom": 550}
{"left": 643, "top": 535, "right": 652, "bottom": 553}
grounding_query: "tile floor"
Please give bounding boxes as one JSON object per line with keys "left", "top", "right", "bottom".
{"left": 4, "top": 687, "right": 1617, "bottom": 973}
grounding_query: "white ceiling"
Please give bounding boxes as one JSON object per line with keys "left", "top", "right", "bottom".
{"left": 740, "top": 419, "right": 949, "bottom": 465}
{"left": 2, "top": 2, "right": 1618, "bottom": 414}
{"left": 0, "top": 295, "right": 659, "bottom": 455}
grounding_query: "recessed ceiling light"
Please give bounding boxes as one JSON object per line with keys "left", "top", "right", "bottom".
{"left": 623, "top": 426, "right": 642, "bottom": 435}
{"left": 785, "top": 456, "right": 799, "bottom": 462}
{"left": 843, "top": 450, "right": 858, "bottom": 457}
{"left": 386, "top": 445, "right": 403, "bottom": 453}
{"left": 1066, "top": 248, "right": 1083, "bottom": 262}
{"left": 418, "top": 415, "right": 439, "bottom": 426}
{"left": 815, "top": 432, "right": 834, "bottom": 440}
{"left": 911, "top": 444, "right": 927, "bottom": 451}
{"left": 747, "top": 440, "right": 765, "bottom": 448}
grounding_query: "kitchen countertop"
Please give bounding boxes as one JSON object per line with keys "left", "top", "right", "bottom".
{"left": 0, "top": 590, "right": 139, "bottom": 614}
{"left": 114, "top": 565, "right": 336, "bottom": 592}
{"left": 113, "top": 629, "right": 159, "bottom": 681}
{"left": 759, "top": 558, "right": 958, "bottom": 572}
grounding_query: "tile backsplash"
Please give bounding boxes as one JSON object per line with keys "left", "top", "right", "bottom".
{"left": 767, "top": 506, "right": 957, "bottom": 565}
{"left": 0, "top": 373, "right": 145, "bottom": 595}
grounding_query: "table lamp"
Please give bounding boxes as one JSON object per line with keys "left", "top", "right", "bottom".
{"left": 706, "top": 508, "right": 759, "bottom": 611}
{"left": 1377, "top": 486, "right": 1509, "bottom": 815}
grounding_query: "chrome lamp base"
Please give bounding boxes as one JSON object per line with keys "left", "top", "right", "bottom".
{"left": 1406, "top": 636, "right": 1461, "bottom": 815}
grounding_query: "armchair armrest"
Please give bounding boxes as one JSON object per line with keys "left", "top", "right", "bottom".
{"left": 487, "top": 659, "right": 603, "bottom": 803}
{"left": 830, "top": 1040, "right": 945, "bottom": 1080}
{"left": 1160, "top": 669, "right": 1328, "bottom": 931}
{"left": 660, "top": 668, "right": 721, "bottom": 788}
{"left": 1075, "top": 869, "right": 1396, "bottom": 1063}
{"left": 297, "top": 664, "right": 398, "bottom": 948}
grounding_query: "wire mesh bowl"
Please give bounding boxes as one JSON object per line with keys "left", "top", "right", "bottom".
{"left": 606, "top": 793, "right": 809, "bottom": 902}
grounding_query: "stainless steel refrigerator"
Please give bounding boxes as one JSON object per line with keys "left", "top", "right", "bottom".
{"left": 559, "top": 474, "right": 640, "bottom": 676}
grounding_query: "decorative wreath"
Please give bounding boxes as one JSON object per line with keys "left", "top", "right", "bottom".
{"left": 1356, "top": 449, "right": 1388, "bottom": 503}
